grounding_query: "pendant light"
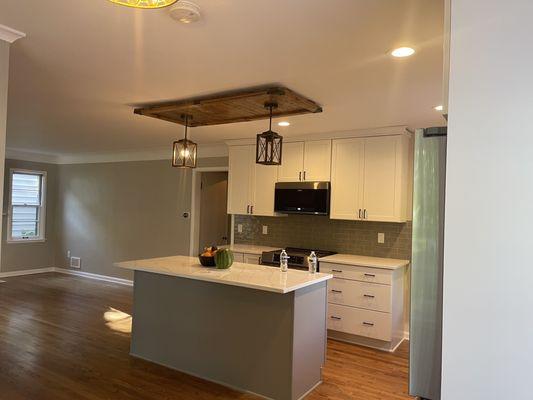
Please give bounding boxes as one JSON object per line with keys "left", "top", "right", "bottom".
{"left": 172, "top": 114, "right": 197, "bottom": 168}
{"left": 256, "top": 103, "right": 283, "bottom": 165}
{"left": 108, "top": 0, "right": 178, "bottom": 9}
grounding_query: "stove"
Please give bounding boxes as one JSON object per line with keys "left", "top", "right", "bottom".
{"left": 260, "top": 247, "right": 336, "bottom": 271}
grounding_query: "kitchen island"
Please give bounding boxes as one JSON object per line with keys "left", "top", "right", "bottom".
{"left": 115, "top": 256, "right": 332, "bottom": 400}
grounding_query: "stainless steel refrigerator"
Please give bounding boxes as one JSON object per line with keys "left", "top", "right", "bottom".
{"left": 409, "top": 127, "right": 447, "bottom": 400}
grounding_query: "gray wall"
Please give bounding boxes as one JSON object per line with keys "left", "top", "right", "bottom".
{"left": 0, "top": 41, "right": 10, "bottom": 266}
{"left": 1, "top": 159, "right": 57, "bottom": 272}
{"left": 55, "top": 157, "right": 228, "bottom": 280}
{"left": 235, "top": 215, "right": 412, "bottom": 260}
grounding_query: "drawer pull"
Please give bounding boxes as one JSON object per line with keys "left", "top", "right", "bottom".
{"left": 364, "top": 273, "right": 376, "bottom": 277}
{"left": 331, "top": 289, "right": 343, "bottom": 293}
{"left": 330, "top": 316, "right": 342, "bottom": 320}
{"left": 362, "top": 322, "right": 375, "bottom": 327}
{"left": 332, "top": 269, "right": 343, "bottom": 273}
{"left": 363, "top": 294, "right": 375, "bottom": 298}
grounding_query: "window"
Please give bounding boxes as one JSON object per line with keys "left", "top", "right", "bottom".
{"left": 7, "top": 169, "right": 47, "bottom": 243}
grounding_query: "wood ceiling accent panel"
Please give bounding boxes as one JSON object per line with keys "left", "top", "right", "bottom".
{"left": 134, "top": 87, "right": 322, "bottom": 127}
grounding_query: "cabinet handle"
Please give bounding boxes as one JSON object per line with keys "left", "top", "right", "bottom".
{"left": 250, "top": 205, "right": 254, "bottom": 214}
{"left": 330, "top": 316, "right": 342, "bottom": 320}
{"left": 331, "top": 289, "right": 343, "bottom": 293}
{"left": 246, "top": 205, "right": 250, "bottom": 214}
{"left": 364, "top": 273, "right": 376, "bottom": 277}
{"left": 362, "top": 321, "right": 374, "bottom": 327}
{"left": 363, "top": 294, "right": 375, "bottom": 298}
{"left": 299, "top": 171, "right": 302, "bottom": 181}
{"left": 364, "top": 209, "right": 368, "bottom": 219}
{"left": 332, "top": 269, "right": 343, "bottom": 273}
{"left": 358, "top": 209, "right": 362, "bottom": 219}
{"left": 303, "top": 171, "right": 306, "bottom": 180}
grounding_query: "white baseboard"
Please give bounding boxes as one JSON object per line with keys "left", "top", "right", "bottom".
{"left": 0, "top": 266, "right": 133, "bottom": 286}
{"left": 54, "top": 268, "right": 133, "bottom": 286}
{"left": 0, "top": 267, "right": 55, "bottom": 278}
{"left": 404, "top": 331, "right": 410, "bottom": 341}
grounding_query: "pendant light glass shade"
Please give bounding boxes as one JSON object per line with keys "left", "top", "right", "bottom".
{"left": 256, "top": 103, "right": 283, "bottom": 166}
{"left": 108, "top": 0, "right": 178, "bottom": 9}
{"left": 172, "top": 115, "right": 197, "bottom": 168}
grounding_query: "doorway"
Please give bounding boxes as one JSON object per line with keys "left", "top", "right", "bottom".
{"left": 189, "top": 168, "right": 231, "bottom": 256}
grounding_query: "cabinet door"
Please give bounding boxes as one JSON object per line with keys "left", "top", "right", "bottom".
{"left": 303, "top": 140, "right": 332, "bottom": 181}
{"left": 227, "top": 145, "right": 254, "bottom": 215}
{"left": 277, "top": 142, "right": 304, "bottom": 182}
{"left": 251, "top": 162, "right": 278, "bottom": 216}
{"left": 330, "top": 138, "right": 364, "bottom": 220}
{"left": 362, "top": 136, "right": 402, "bottom": 222}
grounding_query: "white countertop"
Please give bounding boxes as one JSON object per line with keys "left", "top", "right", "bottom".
{"left": 219, "top": 244, "right": 281, "bottom": 255}
{"left": 319, "top": 254, "right": 409, "bottom": 270}
{"left": 115, "top": 255, "right": 332, "bottom": 294}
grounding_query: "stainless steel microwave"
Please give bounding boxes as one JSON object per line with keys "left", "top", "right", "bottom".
{"left": 274, "top": 182, "right": 330, "bottom": 215}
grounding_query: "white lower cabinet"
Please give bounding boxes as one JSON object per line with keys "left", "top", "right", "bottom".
{"left": 323, "top": 260, "right": 407, "bottom": 352}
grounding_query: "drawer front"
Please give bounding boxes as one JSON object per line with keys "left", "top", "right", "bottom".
{"left": 233, "top": 252, "right": 245, "bottom": 263}
{"left": 321, "top": 262, "right": 392, "bottom": 285}
{"left": 328, "top": 279, "right": 391, "bottom": 313}
{"left": 243, "top": 253, "right": 261, "bottom": 265}
{"left": 327, "top": 304, "right": 391, "bottom": 341}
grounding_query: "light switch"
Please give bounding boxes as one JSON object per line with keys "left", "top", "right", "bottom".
{"left": 237, "top": 224, "right": 243, "bottom": 233}
{"left": 378, "top": 233, "right": 385, "bottom": 244}
{"left": 262, "top": 225, "right": 268, "bottom": 235}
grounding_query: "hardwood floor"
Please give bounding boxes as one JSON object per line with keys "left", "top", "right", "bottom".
{"left": 0, "top": 273, "right": 412, "bottom": 400}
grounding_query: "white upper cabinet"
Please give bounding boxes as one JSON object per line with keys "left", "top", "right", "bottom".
{"left": 330, "top": 135, "right": 411, "bottom": 223}
{"left": 227, "top": 145, "right": 254, "bottom": 215}
{"left": 304, "top": 140, "right": 332, "bottom": 181}
{"left": 330, "top": 138, "right": 364, "bottom": 220}
{"left": 278, "top": 142, "right": 305, "bottom": 182}
{"left": 278, "top": 140, "right": 331, "bottom": 182}
{"left": 227, "top": 145, "right": 278, "bottom": 216}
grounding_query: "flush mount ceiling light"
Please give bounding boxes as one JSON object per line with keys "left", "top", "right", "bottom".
{"left": 256, "top": 103, "right": 283, "bottom": 166}
{"left": 108, "top": 0, "right": 178, "bottom": 9}
{"left": 434, "top": 105, "right": 444, "bottom": 111}
{"left": 391, "top": 47, "right": 416, "bottom": 58}
{"left": 278, "top": 121, "right": 290, "bottom": 127}
{"left": 169, "top": 1, "right": 201, "bottom": 23}
{"left": 172, "top": 114, "right": 197, "bottom": 168}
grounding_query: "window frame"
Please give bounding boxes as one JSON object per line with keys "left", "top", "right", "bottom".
{"left": 7, "top": 168, "right": 47, "bottom": 244}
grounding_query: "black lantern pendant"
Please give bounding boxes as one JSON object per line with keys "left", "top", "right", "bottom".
{"left": 256, "top": 102, "right": 283, "bottom": 165}
{"left": 172, "top": 114, "right": 198, "bottom": 168}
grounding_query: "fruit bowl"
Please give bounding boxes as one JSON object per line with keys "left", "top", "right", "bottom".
{"left": 198, "top": 254, "right": 216, "bottom": 267}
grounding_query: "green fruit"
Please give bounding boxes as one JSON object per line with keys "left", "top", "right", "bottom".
{"left": 215, "top": 249, "right": 234, "bottom": 269}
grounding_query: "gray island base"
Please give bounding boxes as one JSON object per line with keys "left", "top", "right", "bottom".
{"left": 117, "top": 257, "right": 332, "bottom": 400}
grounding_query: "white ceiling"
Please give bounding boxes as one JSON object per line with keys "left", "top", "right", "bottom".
{"left": 1, "top": 0, "right": 445, "bottom": 156}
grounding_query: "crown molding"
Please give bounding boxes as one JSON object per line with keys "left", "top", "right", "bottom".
{"left": 5, "top": 143, "right": 228, "bottom": 165}
{"left": 0, "top": 24, "right": 26, "bottom": 44}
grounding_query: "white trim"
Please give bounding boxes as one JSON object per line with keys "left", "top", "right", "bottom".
{"left": 225, "top": 125, "right": 410, "bottom": 146}
{"left": 0, "top": 24, "right": 26, "bottom": 44}
{"left": 55, "top": 268, "right": 133, "bottom": 286}
{"left": 189, "top": 167, "right": 230, "bottom": 256}
{"left": 0, "top": 267, "right": 55, "bottom": 278}
{"left": 7, "top": 169, "right": 47, "bottom": 243}
{"left": 5, "top": 143, "right": 228, "bottom": 165}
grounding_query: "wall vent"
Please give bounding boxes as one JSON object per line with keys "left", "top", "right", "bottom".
{"left": 70, "top": 257, "right": 81, "bottom": 269}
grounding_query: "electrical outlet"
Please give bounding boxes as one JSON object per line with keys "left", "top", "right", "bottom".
{"left": 67, "top": 250, "right": 71, "bottom": 258}
{"left": 237, "top": 224, "right": 243, "bottom": 233}
{"left": 262, "top": 225, "right": 268, "bottom": 235}
{"left": 378, "top": 233, "right": 385, "bottom": 244}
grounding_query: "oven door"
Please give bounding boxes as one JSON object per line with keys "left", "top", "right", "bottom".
{"left": 274, "top": 182, "right": 330, "bottom": 215}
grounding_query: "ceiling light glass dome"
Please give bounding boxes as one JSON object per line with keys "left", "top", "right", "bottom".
{"left": 108, "top": 0, "right": 178, "bottom": 9}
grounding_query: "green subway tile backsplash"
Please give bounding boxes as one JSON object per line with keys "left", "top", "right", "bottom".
{"left": 234, "top": 214, "right": 412, "bottom": 260}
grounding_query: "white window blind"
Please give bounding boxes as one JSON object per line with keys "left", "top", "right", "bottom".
{"left": 8, "top": 170, "right": 46, "bottom": 242}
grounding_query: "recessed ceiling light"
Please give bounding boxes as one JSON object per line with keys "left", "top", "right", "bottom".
{"left": 169, "top": 1, "right": 201, "bottom": 24}
{"left": 391, "top": 47, "right": 416, "bottom": 58}
{"left": 434, "top": 105, "right": 444, "bottom": 111}
{"left": 278, "top": 121, "right": 290, "bottom": 127}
